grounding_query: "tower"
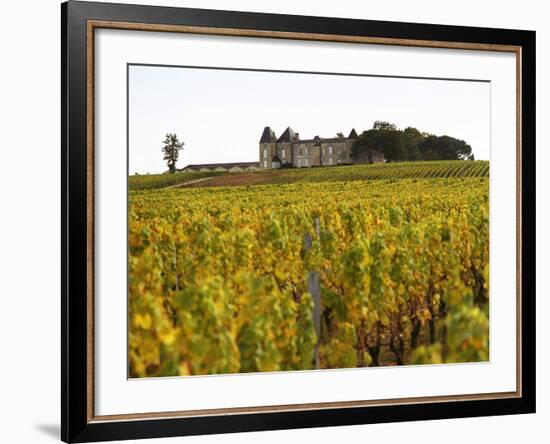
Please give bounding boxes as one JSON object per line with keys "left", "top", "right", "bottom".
{"left": 259, "top": 126, "right": 277, "bottom": 168}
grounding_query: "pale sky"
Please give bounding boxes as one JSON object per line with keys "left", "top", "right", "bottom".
{"left": 128, "top": 65, "right": 490, "bottom": 174}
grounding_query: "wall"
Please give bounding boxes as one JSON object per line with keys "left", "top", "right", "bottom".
{"left": 0, "top": 1, "right": 547, "bottom": 443}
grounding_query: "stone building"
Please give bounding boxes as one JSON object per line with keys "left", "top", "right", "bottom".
{"left": 259, "top": 126, "right": 384, "bottom": 169}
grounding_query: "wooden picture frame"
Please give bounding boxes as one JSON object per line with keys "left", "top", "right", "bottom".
{"left": 61, "top": 1, "right": 536, "bottom": 442}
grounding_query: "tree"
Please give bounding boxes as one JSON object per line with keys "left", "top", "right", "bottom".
{"left": 352, "top": 123, "right": 404, "bottom": 163}
{"left": 377, "top": 129, "right": 404, "bottom": 162}
{"left": 373, "top": 120, "right": 397, "bottom": 131}
{"left": 351, "top": 129, "right": 381, "bottom": 163}
{"left": 352, "top": 121, "right": 474, "bottom": 163}
{"left": 402, "top": 127, "right": 424, "bottom": 161}
{"left": 162, "top": 133, "right": 184, "bottom": 173}
{"left": 418, "top": 135, "right": 472, "bottom": 161}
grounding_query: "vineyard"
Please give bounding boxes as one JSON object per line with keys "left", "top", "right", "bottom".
{"left": 264, "top": 160, "right": 489, "bottom": 183}
{"left": 129, "top": 171, "right": 489, "bottom": 377}
{"left": 129, "top": 160, "right": 489, "bottom": 190}
{"left": 129, "top": 170, "right": 227, "bottom": 190}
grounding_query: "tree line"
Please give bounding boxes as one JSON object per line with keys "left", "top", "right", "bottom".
{"left": 352, "top": 121, "right": 474, "bottom": 163}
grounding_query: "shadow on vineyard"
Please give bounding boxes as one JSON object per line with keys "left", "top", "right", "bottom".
{"left": 128, "top": 166, "right": 489, "bottom": 377}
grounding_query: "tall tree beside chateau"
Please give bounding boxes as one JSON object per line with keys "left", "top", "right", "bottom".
{"left": 162, "top": 133, "right": 184, "bottom": 173}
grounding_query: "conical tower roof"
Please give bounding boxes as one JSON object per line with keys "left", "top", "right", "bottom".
{"left": 259, "top": 126, "right": 277, "bottom": 143}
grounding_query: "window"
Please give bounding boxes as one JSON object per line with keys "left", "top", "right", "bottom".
{"left": 305, "top": 158, "right": 309, "bottom": 167}
{"left": 263, "top": 160, "right": 267, "bottom": 168}
{"left": 282, "top": 148, "right": 285, "bottom": 159}
{"left": 298, "top": 159, "right": 302, "bottom": 167}
{"left": 328, "top": 158, "right": 332, "bottom": 166}
{"left": 305, "top": 146, "right": 309, "bottom": 156}
{"left": 299, "top": 147, "right": 303, "bottom": 156}
{"left": 263, "top": 148, "right": 267, "bottom": 158}
{"left": 329, "top": 145, "right": 333, "bottom": 155}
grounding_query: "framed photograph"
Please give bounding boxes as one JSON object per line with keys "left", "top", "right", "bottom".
{"left": 61, "top": 1, "right": 536, "bottom": 442}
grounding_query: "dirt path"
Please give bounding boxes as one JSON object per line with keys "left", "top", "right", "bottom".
{"left": 165, "top": 176, "right": 216, "bottom": 189}
{"left": 183, "top": 172, "right": 284, "bottom": 188}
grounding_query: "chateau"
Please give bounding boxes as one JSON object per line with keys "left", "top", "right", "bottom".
{"left": 259, "top": 126, "right": 384, "bottom": 169}
{"left": 179, "top": 126, "right": 384, "bottom": 173}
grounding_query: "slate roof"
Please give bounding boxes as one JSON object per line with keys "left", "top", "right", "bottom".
{"left": 259, "top": 126, "right": 277, "bottom": 143}
{"left": 348, "top": 128, "right": 358, "bottom": 138}
{"left": 277, "top": 127, "right": 298, "bottom": 143}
